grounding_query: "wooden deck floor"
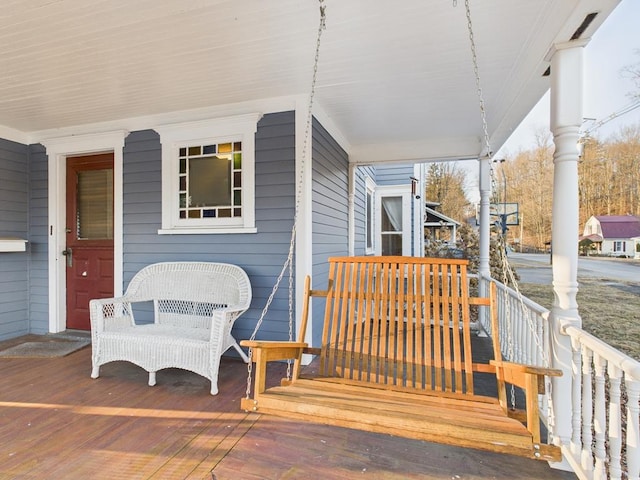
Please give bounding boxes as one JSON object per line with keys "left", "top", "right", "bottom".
{"left": 0, "top": 334, "right": 576, "bottom": 480}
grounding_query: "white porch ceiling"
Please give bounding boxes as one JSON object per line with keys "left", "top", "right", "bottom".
{"left": 0, "top": 0, "right": 620, "bottom": 162}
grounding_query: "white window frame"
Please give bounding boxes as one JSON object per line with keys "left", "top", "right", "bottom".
{"left": 365, "top": 176, "right": 376, "bottom": 254}
{"left": 375, "top": 185, "right": 412, "bottom": 256}
{"left": 613, "top": 240, "right": 625, "bottom": 253}
{"left": 156, "top": 113, "right": 261, "bottom": 234}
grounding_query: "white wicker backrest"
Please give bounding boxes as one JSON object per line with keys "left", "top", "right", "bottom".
{"left": 124, "top": 262, "right": 252, "bottom": 328}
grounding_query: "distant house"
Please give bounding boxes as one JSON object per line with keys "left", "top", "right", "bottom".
{"left": 582, "top": 215, "right": 640, "bottom": 257}
{"left": 424, "top": 201, "right": 460, "bottom": 245}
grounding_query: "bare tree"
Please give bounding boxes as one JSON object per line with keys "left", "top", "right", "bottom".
{"left": 622, "top": 49, "right": 640, "bottom": 100}
{"left": 424, "top": 162, "right": 470, "bottom": 222}
{"left": 579, "top": 124, "right": 640, "bottom": 222}
{"left": 495, "top": 121, "right": 639, "bottom": 252}
{"left": 606, "top": 125, "right": 640, "bottom": 216}
{"left": 502, "top": 130, "right": 553, "bottom": 250}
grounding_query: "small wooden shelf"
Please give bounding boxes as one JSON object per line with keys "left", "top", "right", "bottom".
{"left": 0, "top": 238, "right": 27, "bottom": 252}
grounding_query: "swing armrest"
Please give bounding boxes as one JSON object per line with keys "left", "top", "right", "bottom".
{"left": 490, "top": 360, "right": 561, "bottom": 392}
{"left": 241, "top": 340, "right": 308, "bottom": 362}
{"left": 490, "top": 360, "right": 562, "bottom": 444}
{"left": 241, "top": 341, "right": 309, "bottom": 400}
{"left": 490, "top": 360, "right": 562, "bottom": 376}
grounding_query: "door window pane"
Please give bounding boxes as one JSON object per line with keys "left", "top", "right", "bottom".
{"left": 381, "top": 197, "right": 402, "bottom": 232}
{"left": 381, "top": 233, "right": 403, "bottom": 256}
{"left": 77, "top": 169, "right": 113, "bottom": 240}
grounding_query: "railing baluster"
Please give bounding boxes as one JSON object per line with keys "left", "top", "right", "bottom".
{"left": 627, "top": 378, "right": 640, "bottom": 480}
{"left": 537, "top": 315, "right": 544, "bottom": 367}
{"left": 607, "top": 363, "right": 622, "bottom": 480}
{"left": 570, "top": 335, "right": 582, "bottom": 457}
{"left": 581, "top": 345, "right": 594, "bottom": 473}
{"left": 593, "top": 355, "right": 607, "bottom": 480}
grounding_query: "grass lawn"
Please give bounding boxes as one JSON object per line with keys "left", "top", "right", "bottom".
{"left": 517, "top": 279, "right": 640, "bottom": 361}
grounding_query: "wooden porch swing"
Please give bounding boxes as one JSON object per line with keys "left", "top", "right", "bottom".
{"left": 241, "top": 256, "right": 562, "bottom": 461}
{"left": 241, "top": 0, "right": 561, "bottom": 463}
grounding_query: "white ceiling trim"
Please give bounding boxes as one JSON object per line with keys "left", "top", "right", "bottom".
{"left": 27, "top": 95, "right": 304, "bottom": 145}
{"left": 349, "top": 136, "right": 483, "bottom": 165}
{"left": 311, "top": 100, "right": 352, "bottom": 156}
{"left": 0, "top": 125, "right": 30, "bottom": 146}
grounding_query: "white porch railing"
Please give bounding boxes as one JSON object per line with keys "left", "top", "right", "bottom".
{"left": 562, "top": 325, "right": 640, "bottom": 480}
{"left": 483, "top": 277, "right": 640, "bottom": 480}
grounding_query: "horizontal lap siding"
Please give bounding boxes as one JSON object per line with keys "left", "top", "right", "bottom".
{"left": 374, "top": 164, "right": 414, "bottom": 185}
{"left": 311, "top": 119, "right": 348, "bottom": 346}
{"left": 27, "top": 144, "right": 49, "bottom": 334}
{"left": 0, "top": 139, "right": 29, "bottom": 340}
{"left": 122, "top": 112, "right": 296, "bottom": 343}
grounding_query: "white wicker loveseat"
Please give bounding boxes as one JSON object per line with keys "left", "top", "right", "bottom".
{"left": 89, "top": 262, "right": 252, "bottom": 395}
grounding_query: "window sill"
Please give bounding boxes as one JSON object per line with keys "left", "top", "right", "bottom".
{"left": 157, "top": 227, "right": 258, "bottom": 235}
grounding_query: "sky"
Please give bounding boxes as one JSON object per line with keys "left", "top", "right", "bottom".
{"left": 495, "top": 0, "right": 640, "bottom": 157}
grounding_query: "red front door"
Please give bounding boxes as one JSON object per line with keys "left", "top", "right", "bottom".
{"left": 65, "top": 154, "right": 114, "bottom": 330}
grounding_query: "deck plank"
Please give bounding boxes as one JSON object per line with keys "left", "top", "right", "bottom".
{"left": 0, "top": 335, "right": 575, "bottom": 479}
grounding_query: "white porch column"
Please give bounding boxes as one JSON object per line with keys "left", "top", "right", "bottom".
{"left": 547, "top": 40, "right": 587, "bottom": 451}
{"left": 478, "top": 156, "right": 492, "bottom": 281}
{"left": 348, "top": 163, "right": 356, "bottom": 256}
{"left": 296, "top": 96, "right": 314, "bottom": 352}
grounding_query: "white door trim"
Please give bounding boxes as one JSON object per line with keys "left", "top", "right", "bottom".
{"left": 375, "top": 185, "right": 412, "bottom": 256}
{"left": 42, "top": 130, "right": 128, "bottom": 333}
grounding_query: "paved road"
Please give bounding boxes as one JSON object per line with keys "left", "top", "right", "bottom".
{"left": 507, "top": 252, "right": 640, "bottom": 285}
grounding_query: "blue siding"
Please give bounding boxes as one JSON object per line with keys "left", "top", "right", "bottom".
{"left": 374, "top": 164, "right": 414, "bottom": 185}
{"left": 0, "top": 139, "right": 29, "bottom": 340}
{"left": 311, "top": 118, "right": 349, "bottom": 346}
{"left": 122, "top": 112, "right": 296, "bottom": 344}
{"left": 27, "top": 144, "right": 49, "bottom": 334}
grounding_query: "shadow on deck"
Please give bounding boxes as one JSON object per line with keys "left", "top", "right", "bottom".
{"left": 0, "top": 334, "right": 575, "bottom": 479}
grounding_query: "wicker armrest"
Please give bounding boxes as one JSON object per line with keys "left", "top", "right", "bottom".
{"left": 89, "top": 297, "right": 135, "bottom": 331}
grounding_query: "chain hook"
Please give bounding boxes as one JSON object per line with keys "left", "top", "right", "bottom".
{"left": 320, "top": 0, "right": 327, "bottom": 29}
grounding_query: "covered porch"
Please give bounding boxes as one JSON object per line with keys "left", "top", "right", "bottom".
{"left": 0, "top": 334, "right": 574, "bottom": 480}
{"left": 0, "top": 1, "right": 638, "bottom": 479}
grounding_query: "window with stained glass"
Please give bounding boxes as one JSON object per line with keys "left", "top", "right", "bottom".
{"left": 178, "top": 141, "right": 243, "bottom": 220}
{"left": 156, "top": 113, "right": 260, "bottom": 234}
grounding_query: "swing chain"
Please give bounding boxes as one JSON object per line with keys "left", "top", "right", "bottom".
{"left": 464, "top": 0, "right": 491, "bottom": 158}
{"left": 245, "top": 0, "right": 327, "bottom": 400}
{"left": 285, "top": 0, "right": 325, "bottom": 382}
{"left": 462, "top": 0, "right": 549, "bottom": 409}
{"left": 286, "top": 249, "right": 294, "bottom": 379}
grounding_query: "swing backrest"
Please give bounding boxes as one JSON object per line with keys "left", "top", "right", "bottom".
{"left": 308, "top": 256, "right": 497, "bottom": 395}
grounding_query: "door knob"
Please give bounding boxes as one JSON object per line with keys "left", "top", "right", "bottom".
{"left": 62, "top": 248, "right": 72, "bottom": 267}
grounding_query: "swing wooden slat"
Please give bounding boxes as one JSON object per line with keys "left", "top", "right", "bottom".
{"left": 241, "top": 256, "right": 562, "bottom": 462}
